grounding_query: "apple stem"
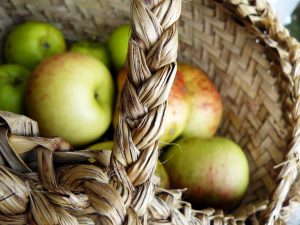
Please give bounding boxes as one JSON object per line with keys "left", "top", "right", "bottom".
{"left": 94, "top": 92, "right": 99, "bottom": 100}
{"left": 13, "top": 77, "right": 23, "bottom": 85}
{"left": 42, "top": 42, "right": 50, "bottom": 49}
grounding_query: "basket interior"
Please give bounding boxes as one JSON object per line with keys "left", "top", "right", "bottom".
{"left": 0, "top": 0, "right": 292, "bottom": 207}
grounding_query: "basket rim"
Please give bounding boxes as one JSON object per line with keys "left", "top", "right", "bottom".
{"left": 213, "top": 0, "right": 300, "bottom": 223}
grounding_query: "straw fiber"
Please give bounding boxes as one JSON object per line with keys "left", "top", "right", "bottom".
{"left": 0, "top": 0, "right": 299, "bottom": 224}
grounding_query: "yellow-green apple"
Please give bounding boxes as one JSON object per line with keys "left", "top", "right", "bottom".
{"left": 4, "top": 21, "right": 66, "bottom": 69}
{"left": 89, "top": 141, "right": 114, "bottom": 150}
{"left": 26, "top": 52, "right": 114, "bottom": 146}
{"left": 153, "top": 161, "right": 170, "bottom": 189}
{"left": 162, "top": 137, "right": 249, "bottom": 209}
{"left": 88, "top": 141, "right": 114, "bottom": 166}
{"left": 0, "top": 64, "right": 30, "bottom": 114}
{"left": 89, "top": 141, "right": 170, "bottom": 188}
{"left": 107, "top": 25, "right": 130, "bottom": 70}
{"left": 178, "top": 64, "right": 223, "bottom": 138}
{"left": 113, "top": 68, "right": 190, "bottom": 147}
{"left": 70, "top": 40, "right": 111, "bottom": 68}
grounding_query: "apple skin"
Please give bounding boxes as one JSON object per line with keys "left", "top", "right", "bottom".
{"left": 70, "top": 40, "right": 111, "bottom": 68}
{"left": 114, "top": 64, "right": 222, "bottom": 145}
{"left": 178, "top": 64, "right": 223, "bottom": 138}
{"left": 107, "top": 25, "right": 130, "bottom": 70}
{"left": 113, "top": 68, "right": 189, "bottom": 147}
{"left": 89, "top": 141, "right": 114, "bottom": 150}
{"left": 4, "top": 21, "right": 66, "bottom": 70}
{"left": 89, "top": 141, "right": 170, "bottom": 188}
{"left": 0, "top": 64, "right": 30, "bottom": 114}
{"left": 162, "top": 137, "right": 249, "bottom": 209}
{"left": 26, "top": 52, "right": 114, "bottom": 146}
{"left": 159, "top": 71, "right": 189, "bottom": 146}
{"left": 154, "top": 161, "right": 170, "bottom": 189}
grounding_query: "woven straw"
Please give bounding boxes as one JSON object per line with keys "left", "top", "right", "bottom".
{"left": 0, "top": 0, "right": 299, "bottom": 224}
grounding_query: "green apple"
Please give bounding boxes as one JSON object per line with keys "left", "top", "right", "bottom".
{"left": 4, "top": 21, "right": 66, "bottom": 69}
{"left": 0, "top": 64, "right": 30, "bottom": 114}
{"left": 88, "top": 141, "right": 114, "bottom": 165}
{"left": 89, "top": 141, "right": 113, "bottom": 150}
{"left": 162, "top": 137, "right": 249, "bottom": 209}
{"left": 154, "top": 161, "right": 170, "bottom": 189}
{"left": 70, "top": 40, "right": 111, "bottom": 68}
{"left": 26, "top": 52, "right": 114, "bottom": 146}
{"left": 107, "top": 25, "right": 130, "bottom": 70}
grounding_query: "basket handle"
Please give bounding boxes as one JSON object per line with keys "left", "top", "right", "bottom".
{"left": 110, "top": 0, "right": 181, "bottom": 216}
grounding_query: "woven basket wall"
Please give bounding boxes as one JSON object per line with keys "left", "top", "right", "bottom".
{"left": 0, "top": 0, "right": 299, "bottom": 225}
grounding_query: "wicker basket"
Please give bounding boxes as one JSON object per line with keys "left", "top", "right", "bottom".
{"left": 0, "top": 0, "right": 299, "bottom": 224}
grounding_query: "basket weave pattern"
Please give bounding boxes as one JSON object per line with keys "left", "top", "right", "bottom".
{"left": 0, "top": 0, "right": 299, "bottom": 224}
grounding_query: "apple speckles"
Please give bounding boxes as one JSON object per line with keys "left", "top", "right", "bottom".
{"left": 168, "top": 128, "right": 175, "bottom": 135}
{"left": 38, "top": 93, "right": 48, "bottom": 102}
{"left": 201, "top": 102, "right": 214, "bottom": 111}
{"left": 195, "top": 186, "right": 203, "bottom": 195}
{"left": 206, "top": 165, "right": 215, "bottom": 186}
{"left": 178, "top": 64, "right": 223, "bottom": 138}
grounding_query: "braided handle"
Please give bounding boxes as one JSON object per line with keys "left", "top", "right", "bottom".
{"left": 111, "top": 0, "right": 181, "bottom": 218}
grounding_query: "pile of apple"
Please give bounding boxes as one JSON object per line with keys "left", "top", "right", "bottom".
{"left": 0, "top": 21, "right": 250, "bottom": 210}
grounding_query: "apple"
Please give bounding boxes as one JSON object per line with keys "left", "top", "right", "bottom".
{"left": 114, "top": 64, "right": 222, "bottom": 146}
{"left": 89, "top": 141, "right": 170, "bottom": 188}
{"left": 153, "top": 161, "right": 170, "bottom": 189}
{"left": 178, "top": 64, "right": 223, "bottom": 138}
{"left": 162, "top": 137, "right": 249, "bottom": 209}
{"left": 70, "top": 40, "right": 111, "bottom": 68}
{"left": 26, "top": 52, "right": 114, "bottom": 146}
{"left": 89, "top": 141, "right": 114, "bottom": 150}
{"left": 4, "top": 21, "right": 66, "bottom": 69}
{"left": 107, "top": 25, "right": 130, "bottom": 70}
{"left": 113, "top": 68, "right": 189, "bottom": 147}
{"left": 159, "top": 71, "right": 190, "bottom": 146}
{"left": 0, "top": 64, "right": 30, "bottom": 114}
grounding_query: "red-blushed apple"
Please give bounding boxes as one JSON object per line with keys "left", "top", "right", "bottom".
{"left": 26, "top": 52, "right": 114, "bottom": 146}
{"left": 0, "top": 64, "right": 30, "bottom": 114}
{"left": 162, "top": 137, "right": 249, "bottom": 209}
{"left": 70, "top": 40, "right": 111, "bottom": 68}
{"left": 159, "top": 70, "right": 190, "bottom": 146}
{"left": 4, "top": 21, "right": 66, "bottom": 70}
{"left": 178, "top": 64, "right": 223, "bottom": 138}
{"left": 89, "top": 141, "right": 170, "bottom": 188}
{"left": 113, "top": 68, "right": 190, "bottom": 147}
